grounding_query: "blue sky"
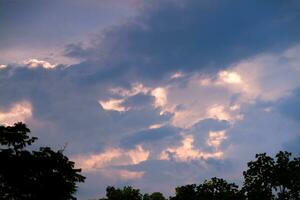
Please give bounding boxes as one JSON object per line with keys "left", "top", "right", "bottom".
{"left": 1, "top": 0, "right": 300, "bottom": 199}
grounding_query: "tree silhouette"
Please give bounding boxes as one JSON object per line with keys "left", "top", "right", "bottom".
{"left": 197, "top": 177, "right": 242, "bottom": 200}
{"left": 99, "top": 186, "right": 142, "bottom": 200}
{"left": 242, "top": 153, "right": 274, "bottom": 200}
{"left": 143, "top": 192, "right": 166, "bottom": 200}
{"left": 169, "top": 178, "right": 242, "bottom": 200}
{"left": 0, "top": 122, "right": 85, "bottom": 200}
{"left": 170, "top": 184, "right": 198, "bottom": 200}
{"left": 243, "top": 151, "right": 300, "bottom": 200}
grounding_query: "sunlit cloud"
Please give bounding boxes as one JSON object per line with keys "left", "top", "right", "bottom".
{"left": 73, "top": 145, "right": 149, "bottom": 171}
{"left": 207, "top": 104, "right": 243, "bottom": 122}
{"left": 1, "top": 0, "right": 300, "bottom": 198}
{"left": 99, "top": 169, "right": 145, "bottom": 180}
{"left": 0, "top": 64, "right": 7, "bottom": 69}
{"left": 148, "top": 123, "right": 166, "bottom": 129}
{"left": 100, "top": 83, "right": 170, "bottom": 114}
{"left": 218, "top": 71, "right": 242, "bottom": 84}
{"left": 154, "top": 75, "right": 244, "bottom": 128}
{"left": 229, "top": 45, "right": 300, "bottom": 101}
{"left": 0, "top": 101, "right": 32, "bottom": 125}
{"left": 151, "top": 87, "right": 167, "bottom": 109}
{"left": 206, "top": 130, "right": 227, "bottom": 149}
{"left": 160, "top": 135, "right": 224, "bottom": 161}
{"left": 99, "top": 99, "right": 129, "bottom": 112}
{"left": 24, "top": 59, "right": 57, "bottom": 69}
{"left": 170, "top": 72, "right": 184, "bottom": 79}
{"left": 110, "top": 83, "right": 151, "bottom": 97}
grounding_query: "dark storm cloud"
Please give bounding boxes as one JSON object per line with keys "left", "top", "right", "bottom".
{"left": 121, "top": 125, "right": 182, "bottom": 148}
{"left": 0, "top": 65, "right": 167, "bottom": 154}
{"left": 65, "top": 0, "right": 300, "bottom": 80}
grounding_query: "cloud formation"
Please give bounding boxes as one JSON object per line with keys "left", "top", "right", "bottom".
{"left": 1, "top": 1, "right": 300, "bottom": 199}
{"left": 0, "top": 101, "right": 32, "bottom": 125}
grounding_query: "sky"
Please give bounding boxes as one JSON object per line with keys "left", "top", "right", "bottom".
{"left": 1, "top": 0, "right": 300, "bottom": 199}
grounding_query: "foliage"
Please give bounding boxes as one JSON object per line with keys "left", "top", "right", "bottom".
{"left": 197, "top": 177, "right": 242, "bottom": 200}
{"left": 99, "top": 186, "right": 142, "bottom": 200}
{"left": 170, "top": 184, "right": 198, "bottom": 200}
{"left": 143, "top": 192, "right": 167, "bottom": 200}
{"left": 242, "top": 151, "right": 300, "bottom": 200}
{"left": 0, "top": 122, "right": 85, "bottom": 200}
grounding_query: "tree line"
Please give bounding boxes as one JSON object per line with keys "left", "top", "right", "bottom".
{"left": 1, "top": 123, "right": 299, "bottom": 200}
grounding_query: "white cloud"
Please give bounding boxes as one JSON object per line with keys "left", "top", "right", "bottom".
{"left": 0, "top": 101, "right": 32, "bottom": 125}
{"left": 72, "top": 145, "right": 149, "bottom": 171}
{"left": 148, "top": 123, "right": 166, "bottom": 129}
{"left": 229, "top": 45, "right": 300, "bottom": 101}
{"left": 160, "top": 135, "right": 224, "bottom": 161}
{"left": 0, "top": 64, "right": 7, "bottom": 69}
{"left": 99, "top": 99, "right": 128, "bottom": 112}
{"left": 206, "top": 130, "right": 227, "bottom": 149}
{"left": 218, "top": 71, "right": 242, "bottom": 84}
{"left": 110, "top": 83, "right": 151, "bottom": 97}
{"left": 100, "top": 83, "right": 169, "bottom": 113}
{"left": 170, "top": 71, "right": 184, "bottom": 79}
{"left": 24, "top": 59, "right": 57, "bottom": 69}
{"left": 155, "top": 75, "right": 243, "bottom": 128}
{"left": 158, "top": 45, "right": 300, "bottom": 128}
{"left": 207, "top": 104, "right": 243, "bottom": 122}
{"left": 151, "top": 87, "right": 167, "bottom": 109}
{"left": 99, "top": 83, "right": 153, "bottom": 112}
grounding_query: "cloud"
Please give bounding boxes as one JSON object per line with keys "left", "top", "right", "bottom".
{"left": 149, "top": 123, "right": 166, "bottom": 129}
{"left": 0, "top": 64, "right": 6, "bottom": 69}
{"left": 0, "top": 101, "right": 32, "bottom": 125}
{"left": 100, "top": 169, "right": 145, "bottom": 180}
{"left": 151, "top": 87, "right": 167, "bottom": 109}
{"left": 1, "top": 44, "right": 300, "bottom": 200}
{"left": 0, "top": 0, "right": 141, "bottom": 65}
{"left": 121, "top": 125, "right": 182, "bottom": 151}
{"left": 160, "top": 135, "right": 224, "bottom": 161}
{"left": 110, "top": 83, "right": 151, "bottom": 97}
{"left": 73, "top": 145, "right": 149, "bottom": 171}
{"left": 170, "top": 72, "right": 185, "bottom": 80}
{"left": 72, "top": 145, "right": 149, "bottom": 184}
{"left": 65, "top": 0, "right": 300, "bottom": 80}
{"left": 24, "top": 59, "right": 57, "bottom": 69}
{"left": 206, "top": 130, "right": 227, "bottom": 149}
{"left": 207, "top": 104, "right": 243, "bottom": 122}
{"left": 227, "top": 45, "right": 300, "bottom": 101}
{"left": 218, "top": 71, "right": 242, "bottom": 84}
{"left": 1, "top": 1, "right": 300, "bottom": 199}
{"left": 99, "top": 98, "right": 128, "bottom": 112}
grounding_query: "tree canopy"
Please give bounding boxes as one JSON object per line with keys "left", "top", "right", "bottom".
{"left": 0, "top": 122, "right": 85, "bottom": 200}
{"left": 243, "top": 151, "right": 300, "bottom": 200}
